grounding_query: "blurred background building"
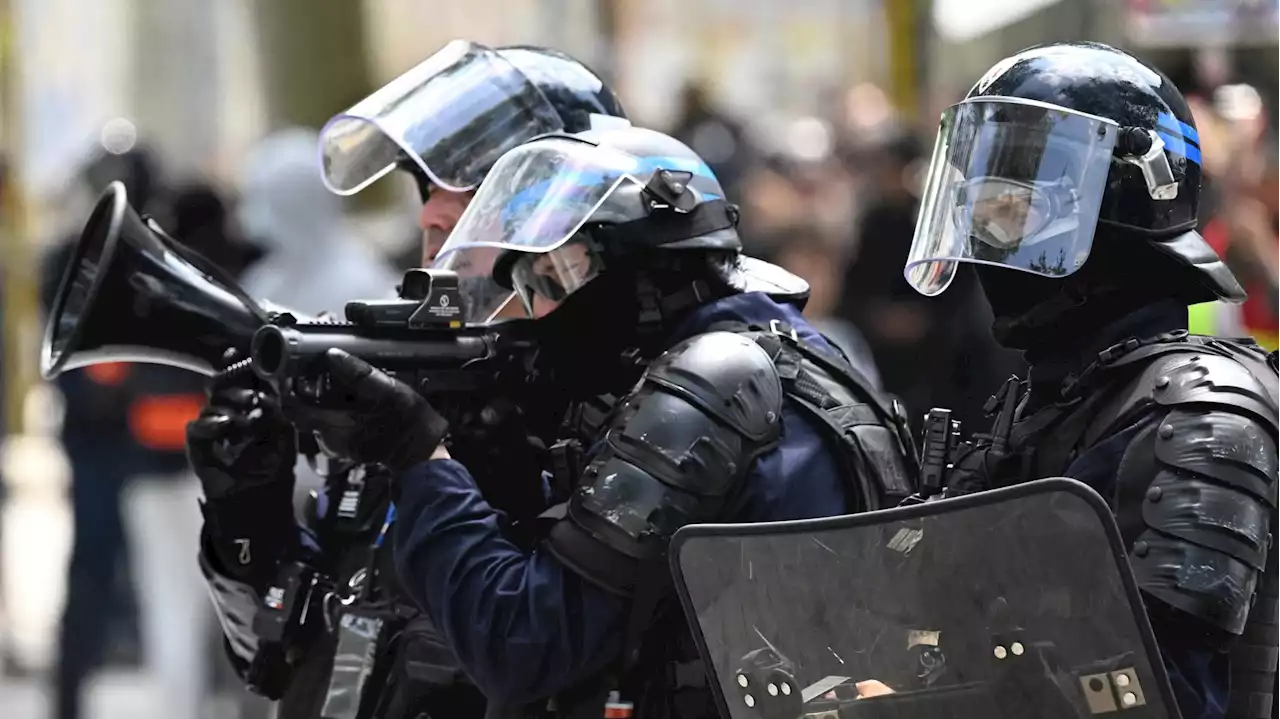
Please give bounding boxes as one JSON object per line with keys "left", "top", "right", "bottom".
{"left": 0, "top": 0, "right": 1275, "bottom": 716}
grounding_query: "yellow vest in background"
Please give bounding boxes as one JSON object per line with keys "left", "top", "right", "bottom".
{"left": 1187, "top": 301, "right": 1216, "bottom": 336}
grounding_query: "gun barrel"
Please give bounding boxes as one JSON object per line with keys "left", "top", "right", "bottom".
{"left": 249, "top": 324, "right": 491, "bottom": 384}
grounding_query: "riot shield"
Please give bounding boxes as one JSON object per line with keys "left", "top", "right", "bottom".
{"left": 670, "top": 478, "right": 1181, "bottom": 719}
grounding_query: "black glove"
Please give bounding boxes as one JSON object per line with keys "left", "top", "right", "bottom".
{"left": 187, "top": 372, "right": 299, "bottom": 588}
{"left": 188, "top": 375, "right": 297, "bottom": 499}
{"left": 290, "top": 349, "right": 449, "bottom": 473}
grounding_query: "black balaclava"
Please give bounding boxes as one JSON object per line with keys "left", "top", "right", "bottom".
{"left": 532, "top": 253, "right": 731, "bottom": 400}
{"left": 976, "top": 226, "right": 1197, "bottom": 361}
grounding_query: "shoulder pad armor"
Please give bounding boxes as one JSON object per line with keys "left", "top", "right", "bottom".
{"left": 1123, "top": 406, "right": 1278, "bottom": 635}
{"left": 1138, "top": 352, "right": 1277, "bottom": 433}
{"left": 645, "top": 331, "right": 786, "bottom": 442}
{"left": 547, "top": 331, "right": 785, "bottom": 595}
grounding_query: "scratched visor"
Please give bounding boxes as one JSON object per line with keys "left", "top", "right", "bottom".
{"left": 669, "top": 480, "right": 1181, "bottom": 719}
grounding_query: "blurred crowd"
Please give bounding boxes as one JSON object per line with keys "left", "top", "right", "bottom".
{"left": 0, "top": 62, "right": 1275, "bottom": 719}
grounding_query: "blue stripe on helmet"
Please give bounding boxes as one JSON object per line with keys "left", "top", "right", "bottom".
{"left": 1157, "top": 130, "right": 1202, "bottom": 166}
{"left": 1157, "top": 112, "right": 1200, "bottom": 146}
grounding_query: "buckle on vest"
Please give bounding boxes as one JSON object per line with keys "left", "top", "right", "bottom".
{"left": 769, "top": 319, "right": 798, "bottom": 341}
{"left": 1098, "top": 338, "right": 1141, "bottom": 364}
{"left": 549, "top": 439, "right": 584, "bottom": 501}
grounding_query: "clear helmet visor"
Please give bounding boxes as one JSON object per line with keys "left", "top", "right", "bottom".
{"left": 317, "top": 40, "right": 566, "bottom": 196}
{"left": 905, "top": 98, "right": 1119, "bottom": 296}
{"left": 432, "top": 136, "right": 657, "bottom": 322}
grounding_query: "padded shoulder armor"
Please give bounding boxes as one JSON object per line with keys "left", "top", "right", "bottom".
{"left": 1111, "top": 350, "right": 1280, "bottom": 434}
{"left": 1147, "top": 352, "right": 1279, "bottom": 431}
{"left": 548, "top": 332, "right": 784, "bottom": 595}
{"left": 1122, "top": 400, "right": 1278, "bottom": 636}
{"left": 644, "top": 331, "right": 786, "bottom": 442}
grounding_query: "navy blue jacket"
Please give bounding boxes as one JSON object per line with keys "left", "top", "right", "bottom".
{"left": 391, "top": 292, "right": 857, "bottom": 704}
{"left": 1023, "top": 302, "right": 1226, "bottom": 719}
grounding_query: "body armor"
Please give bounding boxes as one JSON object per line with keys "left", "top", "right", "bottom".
{"left": 543, "top": 323, "right": 919, "bottom": 718}
{"left": 547, "top": 323, "right": 919, "bottom": 596}
{"left": 961, "top": 332, "right": 1278, "bottom": 719}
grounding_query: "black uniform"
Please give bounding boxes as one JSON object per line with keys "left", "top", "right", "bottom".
{"left": 902, "top": 42, "right": 1278, "bottom": 719}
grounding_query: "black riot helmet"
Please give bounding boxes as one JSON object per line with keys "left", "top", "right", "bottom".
{"left": 433, "top": 124, "right": 808, "bottom": 325}
{"left": 318, "top": 40, "right": 627, "bottom": 201}
{"left": 904, "top": 42, "right": 1245, "bottom": 350}
{"left": 496, "top": 45, "right": 626, "bottom": 130}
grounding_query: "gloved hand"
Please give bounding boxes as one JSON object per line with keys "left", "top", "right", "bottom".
{"left": 187, "top": 372, "right": 299, "bottom": 588}
{"left": 188, "top": 374, "right": 297, "bottom": 499}
{"left": 290, "top": 349, "right": 449, "bottom": 473}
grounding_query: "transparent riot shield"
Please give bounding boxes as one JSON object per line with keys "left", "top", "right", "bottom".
{"left": 670, "top": 478, "right": 1181, "bottom": 719}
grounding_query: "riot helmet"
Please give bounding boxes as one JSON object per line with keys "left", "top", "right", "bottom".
{"left": 903, "top": 42, "right": 1245, "bottom": 349}
{"left": 432, "top": 124, "right": 808, "bottom": 325}
{"left": 318, "top": 40, "right": 627, "bottom": 199}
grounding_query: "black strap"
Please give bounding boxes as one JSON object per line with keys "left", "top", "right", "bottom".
{"left": 1013, "top": 365, "right": 1152, "bottom": 478}
{"left": 615, "top": 558, "right": 674, "bottom": 706}
{"left": 772, "top": 370, "right": 881, "bottom": 511}
{"left": 709, "top": 320, "right": 896, "bottom": 420}
{"left": 774, "top": 321, "right": 919, "bottom": 466}
{"left": 710, "top": 320, "right": 916, "bottom": 510}
{"left": 803, "top": 323, "right": 912, "bottom": 459}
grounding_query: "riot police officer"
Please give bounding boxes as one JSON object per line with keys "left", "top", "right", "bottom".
{"left": 190, "top": 41, "right": 630, "bottom": 719}
{"left": 317, "top": 40, "right": 630, "bottom": 269}
{"left": 903, "top": 42, "right": 1278, "bottom": 719}
{"left": 290, "top": 124, "right": 919, "bottom": 718}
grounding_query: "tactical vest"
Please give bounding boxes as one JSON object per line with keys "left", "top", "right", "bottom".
{"left": 711, "top": 320, "right": 920, "bottom": 511}
{"left": 1003, "top": 332, "right": 1278, "bottom": 719}
{"left": 549, "top": 321, "right": 921, "bottom": 719}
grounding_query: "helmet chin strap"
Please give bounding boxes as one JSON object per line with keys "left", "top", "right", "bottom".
{"left": 634, "top": 269, "right": 716, "bottom": 339}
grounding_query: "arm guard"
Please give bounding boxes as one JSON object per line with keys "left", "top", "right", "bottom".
{"left": 198, "top": 515, "right": 322, "bottom": 699}
{"left": 547, "top": 331, "right": 785, "bottom": 595}
{"left": 1115, "top": 352, "right": 1278, "bottom": 636}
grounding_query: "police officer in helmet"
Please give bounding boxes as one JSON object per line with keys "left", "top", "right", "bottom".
{"left": 905, "top": 42, "right": 1277, "bottom": 719}
{"left": 189, "top": 41, "right": 628, "bottom": 718}
{"left": 289, "top": 123, "right": 917, "bottom": 717}
{"left": 317, "top": 40, "right": 629, "bottom": 268}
